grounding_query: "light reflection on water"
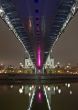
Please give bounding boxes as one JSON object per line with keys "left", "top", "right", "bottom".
{"left": 0, "top": 83, "right": 78, "bottom": 110}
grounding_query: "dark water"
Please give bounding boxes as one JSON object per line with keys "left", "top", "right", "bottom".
{"left": 0, "top": 83, "right": 78, "bottom": 110}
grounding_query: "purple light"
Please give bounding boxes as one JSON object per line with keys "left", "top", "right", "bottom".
{"left": 36, "top": 91, "right": 43, "bottom": 103}
{"left": 38, "top": 92, "right": 42, "bottom": 100}
{"left": 37, "top": 47, "right": 41, "bottom": 67}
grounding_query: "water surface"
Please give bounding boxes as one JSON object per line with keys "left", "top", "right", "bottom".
{"left": 0, "top": 83, "right": 78, "bottom": 110}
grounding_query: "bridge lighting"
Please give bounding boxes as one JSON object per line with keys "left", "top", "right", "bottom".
{"left": 38, "top": 47, "right": 41, "bottom": 66}
{"left": 0, "top": 8, "right": 3, "bottom": 13}
{"left": 38, "top": 92, "right": 42, "bottom": 101}
{"left": 36, "top": 46, "right": 42, "bottom": 68}
{"left": 0, "top": 7, "right": 4, "bottom": 17}
{"left": 29, "top": 18, "right": 32, "bottom": 30}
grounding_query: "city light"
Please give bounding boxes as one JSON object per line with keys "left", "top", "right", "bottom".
{"left": 53, "top": 87, "right": 56, "bottom": 91}
{"left": 58, "top": 89, "right": 62, "bottom": 94}
{"left": 10, "top": 85, "right": 13, "bottom": 88}
{"left": 67, "top": 83, "right": 71, "bottom": 88}
{"left": 29, "top": 87, "right": 32, "bottom": 91}
{"left": 0, "top": 62, "right": 77, "bottom": 74}
{"left": 19, "top": 88, "right": 23, "bottom": 94}
{"left": 70, "top": 90, "right": 72, "bottom": 95}
{"left": 56, "top": 86, "right": 59, "bottom": 90}
{"left": 48, "top": 87, "right": 51, "bottom": 91}
{"left": 39, "top": 86, "right": 41, "bottom": 89}
{"left": 29, "top": 92, "right": 31, "bottom": 97}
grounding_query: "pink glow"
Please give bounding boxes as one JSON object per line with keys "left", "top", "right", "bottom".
{"left": 36, "top": 91, "right": 43, "bottom": 103}
{"left": 37, "top": 47, "right": 41, "bottom": 67}
{"left": 38, "top": 92, "right": 42, "bottom": 100}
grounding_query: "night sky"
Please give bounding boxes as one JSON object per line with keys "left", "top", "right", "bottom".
{"left": 0, "top": 11, "right": 78, "bottom": 66}
{"left": 53, "top": 11, "right": 78, "bottom": 66}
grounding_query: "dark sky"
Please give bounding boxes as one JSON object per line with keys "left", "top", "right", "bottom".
{"left": 0, "top": 12, "right": 78, "bottom": 66}
{"left": 0, "top": 18, "right": 25, "bottom": 66}
{"left": 52, "top": 11, "right": 78, "bottom": 66}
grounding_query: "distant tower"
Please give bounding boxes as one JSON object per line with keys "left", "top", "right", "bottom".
{"left": 50, "top": 58, "right": 54, "bottom": 68}
{"left": 44, "top": 51, "right": 55, "bottom": 69}
{"left": 50, "top": 50, "right": 54, "bottom": 68}
{"left": 25, "top": 52, "right": 34, "bottom": 68}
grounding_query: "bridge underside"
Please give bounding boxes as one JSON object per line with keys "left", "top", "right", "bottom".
{"left": 0, "top": 0, "right": 78, "bottom": 69}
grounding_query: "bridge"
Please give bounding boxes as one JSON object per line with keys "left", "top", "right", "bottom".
{"left": 0, "top": 0, "right": 78, "bottom": 71}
